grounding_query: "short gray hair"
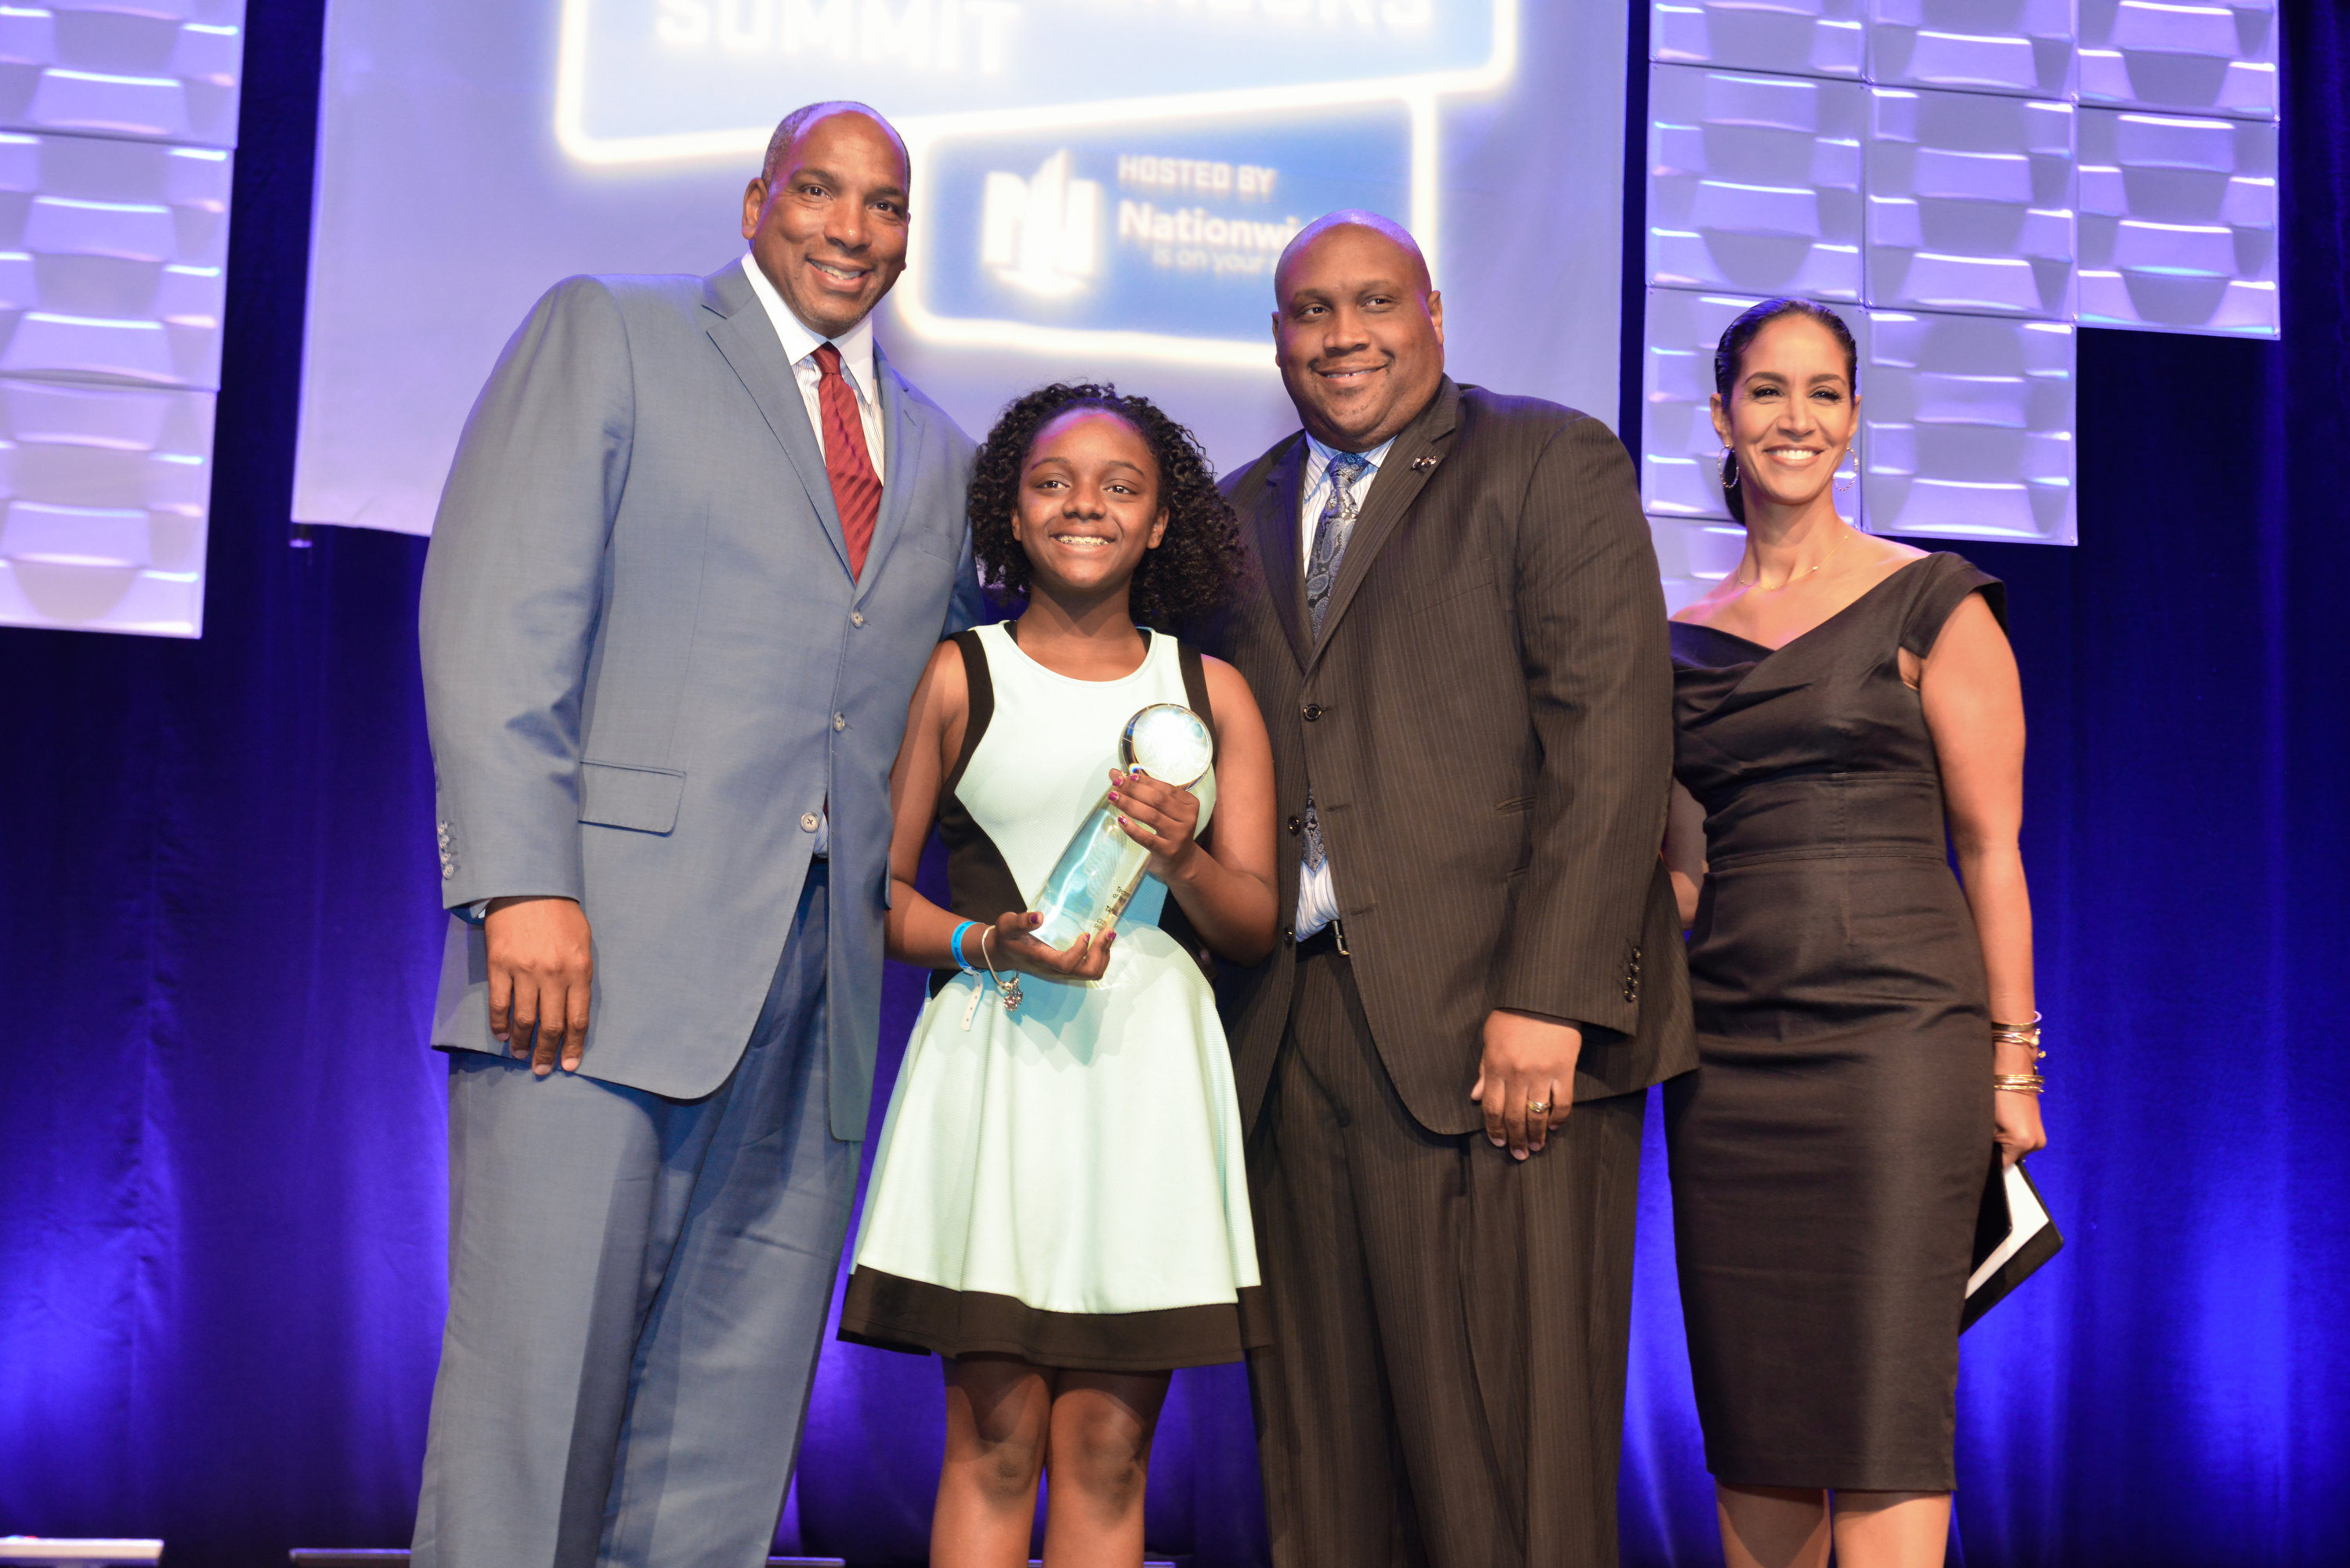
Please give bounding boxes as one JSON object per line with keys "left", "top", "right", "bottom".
{"left": 762, "top": 100, "right": 910, "bottom": 187}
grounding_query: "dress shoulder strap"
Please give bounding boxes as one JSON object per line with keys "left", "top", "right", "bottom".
{"left": 1176, "top": 639, "right": 1217, "bottom": 742}
{"left": 932, "top": 625, "right": 1021, "bottom": 997}
{"left": 945, "top": 627, "right": 996, "bottom": 791}
{"left": 1898, "top": 552, "right": 2008, "bottom": 659}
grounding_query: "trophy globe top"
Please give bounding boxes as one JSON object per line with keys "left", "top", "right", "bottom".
{"left": 1122, "top": 704, "right": 1213, "bottom": 789}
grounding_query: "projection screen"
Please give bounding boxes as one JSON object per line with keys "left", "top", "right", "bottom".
{"left": 293, "top": 0, "right": 1627, "bottom": 534}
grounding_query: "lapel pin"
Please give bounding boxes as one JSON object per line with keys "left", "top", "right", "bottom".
{"left": 1411, "top": 455, "right": 1438, "bottom": 472}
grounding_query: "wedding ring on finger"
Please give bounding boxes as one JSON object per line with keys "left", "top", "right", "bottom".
{"left": 1526, "top": 1099, "right": 1550, "bottom": 1118}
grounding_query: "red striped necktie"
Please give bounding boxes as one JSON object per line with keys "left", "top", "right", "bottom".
{"left": 812, "top": 341, "right": 880, "bottom": 580}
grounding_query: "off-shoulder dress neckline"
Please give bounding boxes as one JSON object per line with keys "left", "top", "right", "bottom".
{"left": 1671, "top": 554, "right": 1936, "bottom": 662}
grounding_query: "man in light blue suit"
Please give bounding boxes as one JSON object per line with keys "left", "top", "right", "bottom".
{"left": 412, "top": 102, "right": 984, "bottom": 1567}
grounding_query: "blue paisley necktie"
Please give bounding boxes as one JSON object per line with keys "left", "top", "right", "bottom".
{"left": 1304, "top": 450, "right": 1371, "bottom": 637}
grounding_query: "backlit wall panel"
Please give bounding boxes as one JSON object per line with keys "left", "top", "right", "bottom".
{"left": 0, "top": 377, "right": 212, "bottom": 631}
{"left": 2078, "top": 0, "right": 2276, "bottom": 117}
{"left": 0, "top": 1, "right": 244, "bottom": 144}
{"left": 2077, "top": 106, "right": 2277, "bottom": 334}
{"left": 1870, "top": 0, "right": 2075, "bottom": 99}
{"left": 0, "top": 2, "right": 241, "bottom": 639}
{"left": 1864, "top": 87, "right": 2075, "bottom": 320}
{"left": 1647, "top": 64, "right": 1865, "bottom": 302}
{"left": 1860, "top": 309, "right": 2073, "bottom": 540}
{"left": 1643, "top": 0, "right": 2279, "bottom": 575}
{"left": 1650, "top": 0, "right": 1865, "bottom": 80}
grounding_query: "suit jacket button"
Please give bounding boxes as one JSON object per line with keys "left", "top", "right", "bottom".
{"left": 801, "top": 811, "right": 821, "bottom": 832}
{"left": 1302, "top": 703, "right": 1323, "bottom": 721}
{"left": 1283, "top": 926, "right": 1296, "bottom": 945}
{"left": 833, "top": 713, "right": 848, "bottom": 732}
{"left": 851, "top": 610, "right": 866, "bottom": 627}
{"left": 1286, "top": 815, "right": 1303, "bottom": 835}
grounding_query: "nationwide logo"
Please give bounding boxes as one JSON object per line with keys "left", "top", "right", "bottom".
{"left": 1115, "top": 201, "right": 1301, "bottom": 255}
{"left": 980, "top": 150, "right": 1101, "bottom": 297}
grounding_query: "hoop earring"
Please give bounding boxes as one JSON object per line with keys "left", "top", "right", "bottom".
{"left": 1718, "top": 449, "right": 1740, "bottom": 490}
{"left": 1835, "top": 451, "right": 1858, "bottom": 494}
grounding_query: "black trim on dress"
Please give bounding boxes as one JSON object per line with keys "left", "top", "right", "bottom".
{"left": 839, "top": 1264, "right": 1271, "bottom": 1371}
{"left": 933, "top": 630, "right": 1026, "bottom": 996}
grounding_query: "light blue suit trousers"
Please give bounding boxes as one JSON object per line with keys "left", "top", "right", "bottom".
{"left": 412, "top": 869, "right": 852, "bottom": 1568}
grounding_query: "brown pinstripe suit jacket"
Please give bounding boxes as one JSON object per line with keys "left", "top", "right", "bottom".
{"left": 1206, "top": 378, "right": 1696, "bottom": 1136}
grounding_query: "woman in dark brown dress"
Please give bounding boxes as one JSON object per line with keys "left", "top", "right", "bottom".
{"left": 1661, "top": 298, "right": 2049, "bottom": 1568}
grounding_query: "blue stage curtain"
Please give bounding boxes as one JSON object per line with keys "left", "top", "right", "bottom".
{"left": 2, "top": 5, "right": 2344, "bottom": 1566}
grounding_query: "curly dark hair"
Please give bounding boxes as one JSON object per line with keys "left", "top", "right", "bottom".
{"left": 968, "top": 382, "right": 1249, "bottom": 630}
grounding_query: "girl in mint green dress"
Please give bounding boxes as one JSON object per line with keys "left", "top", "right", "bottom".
{"left": 840, "top": 384, "right": 1277, "bottom": 1567}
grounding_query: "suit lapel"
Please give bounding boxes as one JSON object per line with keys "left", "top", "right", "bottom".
{"left": 700, "top": 266, "right": 853, "bottom": 583}
{"left": 862, "top": 342, "right": 925, "bottom": 599}
{"left": 1307, "top": 378, "right": 1462, "bottom": 670}
{"left": 1251, "top": 436, "right": 1311, "bottom": 670}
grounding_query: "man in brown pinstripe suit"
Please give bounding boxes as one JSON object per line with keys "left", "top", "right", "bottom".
{"left": 1206, "top": 211, "right": 1696, "bottom": 1567}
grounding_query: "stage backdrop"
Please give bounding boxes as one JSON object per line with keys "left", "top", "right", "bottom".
{"left": 290, "top": 0, "right": 1629, "bottom": 535}
{"left": 3, "top": 3, "right": 2348, "bottom": 1566}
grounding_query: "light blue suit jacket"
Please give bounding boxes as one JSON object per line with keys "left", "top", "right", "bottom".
{"left": 419, "top": 262, "right": 984, "bottom": 1138}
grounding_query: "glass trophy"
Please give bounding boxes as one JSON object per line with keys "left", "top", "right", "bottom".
{"left": 1031, "top": 703, "right": 1215, "bottom": 950}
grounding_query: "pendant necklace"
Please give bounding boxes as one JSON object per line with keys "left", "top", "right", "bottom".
{"left": 1737, "top": 526, "right": 1845, "bottom": 590}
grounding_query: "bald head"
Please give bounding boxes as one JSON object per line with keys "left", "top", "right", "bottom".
{"left": 1275, "top": 209, "right": 1431, "bottom": 298}
{"left": 1271, "top": 209, "right": 1445, "bottom": 452}
{"left": 763, "top": 99, "right": 909, "bottom": 187}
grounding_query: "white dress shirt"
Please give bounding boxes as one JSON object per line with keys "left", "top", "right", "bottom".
{"left": 739, "top": 252, "right": 886, "bottom": 483}
{"left": 742, "top": 251, "right": 890, "bottom": 858}
{"left": 1292, "top": 432, "right": 1394, "bottom": 936}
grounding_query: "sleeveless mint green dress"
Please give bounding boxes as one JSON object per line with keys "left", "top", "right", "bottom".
{"left": 838, "top": 623, "right": 1267, "bottom": 1371}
